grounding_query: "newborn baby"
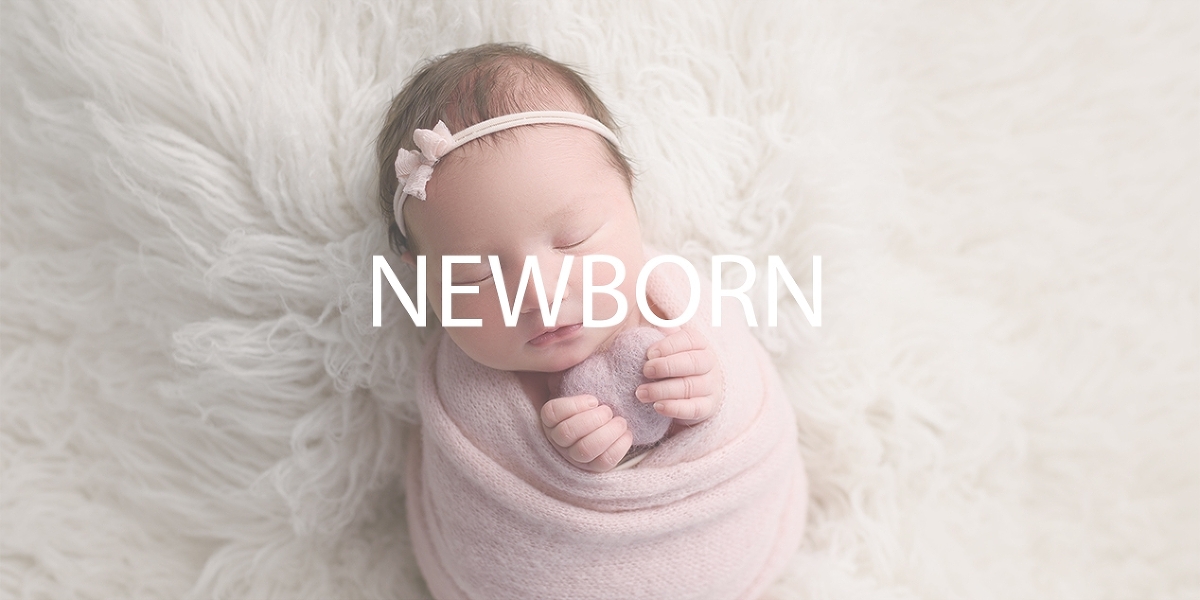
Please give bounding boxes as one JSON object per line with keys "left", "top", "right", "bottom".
{"left": 380, "top": 44, "right": 724, "bottom": 473}
{"left": 378, "top": 43, "right": 805, "bottom": 600}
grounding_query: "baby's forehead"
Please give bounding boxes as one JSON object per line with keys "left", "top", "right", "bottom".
{"left": 408, "top": 126, "right": 624, "bottom": 252}
{"left": 436, "top": 129, "right": 617, "bottom": 199}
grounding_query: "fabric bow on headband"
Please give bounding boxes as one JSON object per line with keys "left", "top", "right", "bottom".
{"left": 394, "top": 121, "right": 455, "bottom": 202}
{"left": 391, "top": 111, "right": 622, "bottom": 240}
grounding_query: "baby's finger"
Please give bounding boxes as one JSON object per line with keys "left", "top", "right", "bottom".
{"left": 569, "top": 415, "right": 628, "bottom": 464}
{"left": 635, "top": 375, "right": 714, "bottom": 403}
{"left": 652, "top": 396, "right": 718, "bottom": 422}
{"left": 586, "top": 430, "right": 634, "bottom": 472}
{"left": 549, "top": 404, "right": 612, "bottom": 448}
{"left": 646, "top": 328, "right": 707, "bottom": 360}
{"left": 643, "top": 349, "right": 716, "bottom": 379}
{"left": 541, "top": 395, "right": 600, "bottom": 429}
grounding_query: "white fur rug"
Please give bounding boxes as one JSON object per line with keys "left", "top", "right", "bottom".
{"left": 2, "top": 0, "right": 1196, "bottom": 598}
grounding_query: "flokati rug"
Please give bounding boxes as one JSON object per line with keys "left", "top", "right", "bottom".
{"left": 2, "top": 1, "right": 1197, "bottom": 598}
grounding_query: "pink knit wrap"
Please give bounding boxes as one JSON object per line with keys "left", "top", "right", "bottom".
{"left": 404, "top": 253, "right": 807, "bottom": 599}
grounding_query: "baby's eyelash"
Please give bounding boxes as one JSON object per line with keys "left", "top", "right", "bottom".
{"left": 557, "top": 229, "right": 599, "bottom": 250}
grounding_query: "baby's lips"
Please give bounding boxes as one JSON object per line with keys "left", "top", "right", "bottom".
{"left": 528, "top": 322, "right": 584, "bottom": 346}
{"left": 528, "top": 323, "right": 560, "bottom": 341}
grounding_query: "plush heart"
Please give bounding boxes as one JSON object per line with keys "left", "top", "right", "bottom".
{"left": 559, "top": 327, "right": 673, "bottom": 447}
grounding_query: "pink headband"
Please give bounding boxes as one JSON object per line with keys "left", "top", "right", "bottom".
{"left": 392, "top": 110, "right": 620, "bottom": 241}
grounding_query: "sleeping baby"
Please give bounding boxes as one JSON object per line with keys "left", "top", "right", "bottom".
{"left": 376, "top": 42, "right": 806, "bottom": 600}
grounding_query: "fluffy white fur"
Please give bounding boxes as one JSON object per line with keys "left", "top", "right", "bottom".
{"left": 1, "top": 0, "right": 1196, "bottom": 598}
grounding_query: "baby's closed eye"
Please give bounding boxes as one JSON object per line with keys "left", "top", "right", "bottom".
{"left": 555, "top": 237, "right": 587, "bottom": 250}
{"left": 451, "top": 271, "right": 493, "bottom": 285}
{"left": 554, "top": 224, "right": 602, "bottom": 251}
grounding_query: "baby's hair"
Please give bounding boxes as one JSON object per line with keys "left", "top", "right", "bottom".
{"left": 375, "top": 43, "right": 634, "bottom": 255}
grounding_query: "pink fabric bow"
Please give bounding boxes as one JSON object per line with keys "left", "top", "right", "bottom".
{"left": 394, "top": 121, "right": 455, "bottom": 201}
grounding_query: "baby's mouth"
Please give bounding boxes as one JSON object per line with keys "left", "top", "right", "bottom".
{"left": 528, "top": 323, "right": 583, "bottom": 347}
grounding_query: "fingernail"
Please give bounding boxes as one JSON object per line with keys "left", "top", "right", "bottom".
{"left": 635, "top": 388, "right": 647, "bottom": 401}
{"left": 653, "top": 402, "right": 665, "bottom": 413}
{"left": 645, "top": 365, "right": 657, "bottom": 378}
{"left": 648, "top": 348, "right": 661, "bottom": 359}
{"left": 585, "top": 396, "right": 598, "bottom": 408}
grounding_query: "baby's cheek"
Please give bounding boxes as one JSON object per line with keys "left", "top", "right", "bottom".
{"left": 574, "top": 274, "right": 613, "bottom": 322}
{"left": 585, "top": 292, "right": 625, "bottom": 322}
{"left": 574, "top": 272, "right": 639, "bottom": 323}
{"left": 444, "top": 325, "right": 522, "bottom": 372}
{"left": 441, "top": 288, "right": 495, "bottom": 322}
{"left": 438, "top": 292, "right": 518, "bottom": 356}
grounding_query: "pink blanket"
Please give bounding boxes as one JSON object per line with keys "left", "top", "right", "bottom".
{"left": 404, "top": 259, "right": 807, "bottom": 599}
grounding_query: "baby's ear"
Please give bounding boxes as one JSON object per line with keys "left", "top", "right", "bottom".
{"left": 400, "top": 249, "right": 418, "bottom": 268}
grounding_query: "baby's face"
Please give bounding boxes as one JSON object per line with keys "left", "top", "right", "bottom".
{"left": 402, "top": 125, "right": 644, "bottom": 373}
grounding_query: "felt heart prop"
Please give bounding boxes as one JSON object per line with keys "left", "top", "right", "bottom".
{"left": 559, "top": 327, "right": 673, "bottom": 447}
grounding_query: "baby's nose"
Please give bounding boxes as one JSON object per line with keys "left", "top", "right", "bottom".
{"left": 516, "top": 255, "right": 574, "bottom": 316}
{"left": 519, "top": 276, "right": 571, "bottom": 313}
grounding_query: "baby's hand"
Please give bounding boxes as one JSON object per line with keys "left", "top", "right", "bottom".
{"left": 540, "top": 394, "right": 633, "bottom": 473}
{"left": 635, "top": 328, "right": 724, "bottom": 425}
